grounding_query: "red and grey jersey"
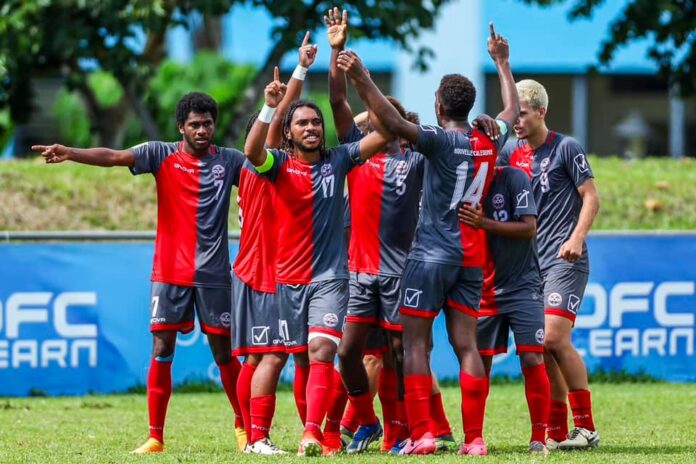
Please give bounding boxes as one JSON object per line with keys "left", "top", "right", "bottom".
{"left": 499, "top": 132, "right": 594, "bottom": 273}
{"left": 255, "top": 144, "right": 362, "bottom": 284}
{"left": 480, "top": 167, "right": 541, "bottom": 314}
{"left": 409, "top": 123, "right": 509, "bottom": 267}
{"left": 341, "top": 124, "right": 425, "bottom": 277}
{"left": 233, "top": 161, "right": 277, "bottom": 293}
{"left": 130, "top": 141, "right": 244, "bottom": 287}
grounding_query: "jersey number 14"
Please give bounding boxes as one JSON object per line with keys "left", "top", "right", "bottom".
{"left": 450, "top": 162, "right": 489, "bottom": 210}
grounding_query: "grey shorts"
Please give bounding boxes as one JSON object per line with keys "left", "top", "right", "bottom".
{"left": 541, "top": 266, "right": 589, "bottom": 323}
{"left": 231, "top": 272, "right": 286, "bottom": 356}
{"left": 149, "top": 282, "right": 231, "bottom": 336}
{"left": 277, "top": 279, "right": 348, "bottom": 353}
{"left": 347, "top": 272, "right": 402, "bottom": 331}
{"left": 477, "top": 289, "right": 545, "bottom": 355}
{"left": 398, "top": 259, "right": 483, "bottom": 319}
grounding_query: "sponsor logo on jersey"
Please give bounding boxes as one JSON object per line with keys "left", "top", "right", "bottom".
{"left": 548, "top": 292, "right": 562, "bottom": 307}
{"left": 219, "top": 312, "right": 231, "bottom": 327}
{"left": 404, "top": 288, "right": 423, "bottom": 308}
{"left": 322, "top": 313, "right": 339, "bottom": 327}
{"left": 286, "top": 167, "right": 308, "bottom": 176}
{"left": 568, "top": 294, "right": 581, "bottom": 313}
{"left": 516, "top": 189, "right": 530, "bottom": 209}
{"left": 535, "top": 328, "right": 545, "bottom": 344}
{"left": 574, "top": 154, "right": 589, "bottom": 173}
{"left": 212, "top": 164, "right": 225, "bottom": 179}
{"left": 492, "top": 193, "right": 505, "bottom": 210}
{"left": 252, "top": 326, "right": 270, "bottom": 345}
{"left": 173, "top": 163, "right": 195, "bottom": 174}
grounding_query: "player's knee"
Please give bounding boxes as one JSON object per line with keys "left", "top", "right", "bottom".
{"left": 519, "top": 351, "right": 544, "bottom": 369}
{"left": 308, "top": 335, "right": 337, "bottom": 362}
{"left": 212, "top": 350, "right": 232, "bottom": 366}
{"left": 152, "top": 335, "right": 176, "bottom": 359}
{"left": 264, "top": 353, "right": 288, "bottom": 371}
{"left": 448, "top": 334, "right": 477, "bottom": 357}
{"left": 543, "top": 331, "right": 569, "bottom": 356}
{"left": 337, "top": 337, "right": 361, "bottom": 361}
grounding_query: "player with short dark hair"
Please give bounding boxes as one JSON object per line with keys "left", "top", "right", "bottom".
{"left": 244, "top": 66, "right": 389, "bottom": 456}
{"left": 33, "top": 92, "right": 246, "bottom": 455}
{"left": 337, "top": 23, "right": 518, "bottom": 455}
{"left": 459, "top": 165, "right": 550, "bottom": 455}
{"left": 233, "top": 33, "right": 318, "bottom": 455}
{"left": 499, "top": 79, "right": 601, "bottom": 450}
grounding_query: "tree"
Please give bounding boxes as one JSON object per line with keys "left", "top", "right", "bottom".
{"left": 519, "top": 0, "right": 696, "bottom": 96}
{"left": 0, "top": 0, "right": 452, "bottom": 148}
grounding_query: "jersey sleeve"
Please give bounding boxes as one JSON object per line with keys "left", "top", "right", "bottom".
{"left": 335, "top": 141, "right": 363, "bottom": 172}
{"left": 414, "top": 125, "right": 448, "bottom": 159}
{"left": 129, "top": 141, "right": 175, "bottom": 175}
{"left": 252, "top": 148, "right": 286, "bottom": 182}
{"left": 338, "top": 123, "right": 364, "bottom": 144}
{"left": 508, "top": 168, "right": 537, "bottom": 219}
{"left": 222, "top": 148, "right": 246, "bottom": 187}
{"left": 497, "top": 139, "right": 516, "bottom": 166}
{"left": 559, "top": 137, "right": 594, "bottom": 187}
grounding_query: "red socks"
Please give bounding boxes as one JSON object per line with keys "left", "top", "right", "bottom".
{"left": 250, "top": 394, "right": 276, "bottom": 443}
{"left": 379, "top": 367, "right": 408, "bottom": 448}
{"left": 404, "top": 374, "right": 432, "bottom": 440}
{"left": 237, "top": 362, "right": 256, "bottom": 438}
{"left": 522, "top": 364, "right": 550, "bottom": 444}
{"left": 460, "top": 372, "right": 489, "bottom": 444}
{"left": 324, "top": 369, "right": 348, "bottom": 434}
{"left": 304, "top": 361, "right": 335, "bottom": 435}
{"left": 548, "top": 400, "right": 569, "bottom": 442}
{"left": 569, "top": 389, "right": 595, "bottom": 431}
{"left": 293, "top": 363, "right": 310, "bottom": 424}
{"left": 147, "top": 357, "right": 173, "bottom": 442}
{"left": 348, "top": 392, "right": 378, "bottom": 426}
{"left": 429, "top": 391, "right": 452, "bottom": 436}
{"left": 341, "top": 402, "right": 360, "bottom": 432}
{"left": 218, "top": 357, "right": 243, "bottom": 429}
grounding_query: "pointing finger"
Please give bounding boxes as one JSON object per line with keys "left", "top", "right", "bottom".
{"left": 489, "top": 22, "right": 496, "bottom": 38}
{"left": 273, "top": 66, "right": 280, "bottom": 82}
{"left": 342, "top": 9, "right": 348, "bottom": 24}
{"left": 302, "top": 31, "right": 310, "bottom": 47}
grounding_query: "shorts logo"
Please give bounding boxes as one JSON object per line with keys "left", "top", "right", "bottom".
{"left": 568, "top": 294, "right": 581, "bottom": 313}
{"left": 540, "top": 158, "right": 550, "bottom": 171}
{"left": 323, "top": 313, "right": 339, "bottom": 327}
{"left": 404, "top": 288, "right": 423, "bottom": 308}
{"left": 219, "top": 312, "right": 231, "bottom": 328}
{"left": 574, "top": 154, "right": 589, "bottom": 173}
{"left": 492, "top": 193, "right": 505, "bottom": 210}
{"left": 252, "top": 326, "right": 270, "bottom": 345}
{"left": 212, "top": 164, "right": 225, "bottom": 179}
{"left": 535, "top": 328, "right": 545, "bottom": 344}
{"left": 321, "top": 164, "right": 333, "bottom": 177}
{"left": 548, "top": 292, "right": 562, "bottom": 307}
{"left": 516, "top": 189, "right": 530, "bottom": 209}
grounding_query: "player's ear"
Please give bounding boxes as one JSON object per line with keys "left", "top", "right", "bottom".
{"left": 177, "top": 123, "right": 185, "bottom": 135}
{"left": 538, "top": 106, "right": 547, "bottom": 120}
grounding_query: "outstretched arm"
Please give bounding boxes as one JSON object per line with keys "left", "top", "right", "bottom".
{"left": 326, "top": 7, "right": 354, "bottom": 141}
{"left": 244, "top": 67, "right": 287, "bottom": 167}
{"left": 266, "top": 32, "right": 318, "bottom": 148}
{"left": 337, "top": 50, "right": 418, "bottom": 143}
{"left": 32, "top": 144, "right": 134, "bottom": 167}
{"left": 488, "top": 23, "right": 519, "bottom": 129}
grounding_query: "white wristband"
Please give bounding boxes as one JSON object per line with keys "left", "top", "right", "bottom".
{"left": 292, "top": 65, "right": 308, "bottom": 81}
{"left": 258, "top": 104, "right": 276, "bottom": 124}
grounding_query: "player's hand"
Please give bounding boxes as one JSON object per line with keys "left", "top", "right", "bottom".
{"left": 487, "top": 22, "right": 509, "bottom": 63}
{"left": 298, "top": 31, "right": 318, "bottom": 68}
{"left": 458, "top": 203, "right": 484, "bottom": 228}
{"left": 473, "top": 114, "right": 501, "bottom": 140}
{"left": 264, "top": 66, "right": 287, "bottom": 108}
{"left": 32, "top": 144, "right": 70, "bottom": 164}
{"left": 336, "top": 50, "right": 367, "bottom": 79}
{"left": 557, "top": 237, "right": 583, "bottom": 262}
{"left": 325, "top": 7, "right": 348, "bottom": 49}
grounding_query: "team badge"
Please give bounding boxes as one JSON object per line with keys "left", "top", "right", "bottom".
{"left": 540, "top": 158, "right": 550, "bottom": 171}
{"left": 212, "top": 164, "right": 225, "bottom": 179}
{"left": 323, "top": 313, "right": 339, "bottom": 327}
{"left": 548, "top": 292, "right": 562, "bottom": 307}
{"left": 516, "top": 189, "right": 530, "bottom": 209}
{"left": 492, "top": 193, "right": 505, "bottom": 210}
{"left": 321, "top": 163, "right": 333, "bottom": 177}
{"left": 535, "top": 329, "right": 545, "bottom": 344}
{"left": 219, "top": 312, "right": 231, "bottom": 327}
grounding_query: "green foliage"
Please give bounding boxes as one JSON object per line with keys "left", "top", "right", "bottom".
{"left": 520, "top": 0, "right": 696, "bottom": 95}
{"left": 53, "top": 91, "right": 92, "bottom": 147}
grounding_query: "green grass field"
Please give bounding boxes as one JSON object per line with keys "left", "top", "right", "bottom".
{"left": 1, "top": 156, "right": 696, "bottom": 231}
{"left": 1, "top": 383, "right": 694, "bottom": 463}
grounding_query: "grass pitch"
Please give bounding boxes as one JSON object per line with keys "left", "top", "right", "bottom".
{"left": 1, "top": 383, "right": 694, "bottom": 463}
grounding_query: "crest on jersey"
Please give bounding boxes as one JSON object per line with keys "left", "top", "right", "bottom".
{"left": 548, "top": 292, "right": 562, "bottom": 307}
{"left": 574, "top": 154, "right": 589, "bottom": 173}
{"left": 535, "top": 329, "right": 545, "bottom": 344}
{"left": 212, "top": 164, "right": 225, "bottom": 179}
{"left": 516, "top": 189, "right": 530, "bottom": 209}
{"left": 395, "top": 160, "right": 408, "bottom": 175}
{"left": 492, "top": 193, "right": 505, "bottom": 210}
{"left": 321, "top": 163, "right": 333, "bottom": 177}
{"left": 540, "top": 158, "right": 550, "bottom": 171}
{"left": 323, "top": 313, "right": 339, "bottom": 327}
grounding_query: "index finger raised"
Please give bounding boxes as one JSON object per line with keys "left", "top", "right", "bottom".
{"left": 489, "top": 22, "right": 496, "bottom": 38}
{"left": 273, "top": 66, "right": 280, "bottom": 82}
{"left": 302, "top": 31, "right": 310, "bottom": 47}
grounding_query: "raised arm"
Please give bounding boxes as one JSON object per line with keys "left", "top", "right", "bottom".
{"left": 357, "top": 130, "right": 390, "bottom": 162}
{"left": 326, "top": 7, "right": 354, "bottom": 141}
{"left": 488, "top": 23, "right": 519, "bottom": 129}
{"left": 337, "top": 50, "right": 419, "bottom": 144}
{"left": 32, "top": 144, "right": 134, "bottom": 167}
{"left": 266, "top": 32, "right": 317, "bottom": 148}
{"left": 244, "top": 67, "right": 287, "bottom": 167}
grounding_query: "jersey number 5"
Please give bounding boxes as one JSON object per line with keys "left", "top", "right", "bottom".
{"left": 449, "top": 162, "right": 489, "bottom": 210}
